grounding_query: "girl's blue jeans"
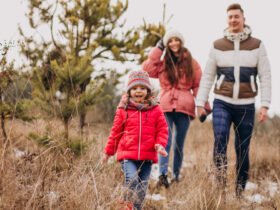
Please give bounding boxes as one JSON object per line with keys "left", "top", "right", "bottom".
{"left": 121, "top": 159, "right": 152, "bottom": 210}
{"left": 159, "top": 111, "right": 191, "bottom": 179}
{"left": 212, "top": 99, "right": 255, "bottom": 191}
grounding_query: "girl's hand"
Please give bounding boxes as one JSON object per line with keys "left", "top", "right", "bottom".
{"left": 155, "top": 144, "right": 168, "bottom": 157}
{"left": 102, "top": 153, "right": 110, "bottom": 164}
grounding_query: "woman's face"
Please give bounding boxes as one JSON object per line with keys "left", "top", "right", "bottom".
{"left": 129, "top": 85, "right": 148, "bottom": 103}
{"left": 168, "top": 37, "right": 181, "bottom": 55}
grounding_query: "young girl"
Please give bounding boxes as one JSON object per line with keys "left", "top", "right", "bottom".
{"left": 142, "top": 29, "right": 211, "bottom": 188}
{"left": 103, "top": 70, "right": 168, "bottom": 210}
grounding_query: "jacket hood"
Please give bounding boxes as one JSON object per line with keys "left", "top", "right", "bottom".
{"left": 223, "top": 25, "right": 252, "bottom": 42}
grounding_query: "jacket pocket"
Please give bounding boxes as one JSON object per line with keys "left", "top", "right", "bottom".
{"left": 216, "top": 74, "right": 225, "bottom": 90}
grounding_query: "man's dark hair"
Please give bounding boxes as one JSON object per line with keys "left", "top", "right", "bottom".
{"left": 227, "top": 3, "right": 244, "bottom": 14}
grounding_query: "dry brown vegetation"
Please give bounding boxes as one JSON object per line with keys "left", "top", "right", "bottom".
{"left": 0, "top": 116, "right": 279, "bottom": 210}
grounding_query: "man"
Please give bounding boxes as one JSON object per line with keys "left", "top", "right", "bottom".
{"left": 196, "top": 3, "right": 271, "bottom": 197}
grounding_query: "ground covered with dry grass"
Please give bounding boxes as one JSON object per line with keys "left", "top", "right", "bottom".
{"left": 0, "top": 117, "right": 279, "bottom": 209}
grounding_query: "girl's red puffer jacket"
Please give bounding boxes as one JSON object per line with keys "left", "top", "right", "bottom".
{"left": 104, "top": 105, "right": 168, "bottom": 163}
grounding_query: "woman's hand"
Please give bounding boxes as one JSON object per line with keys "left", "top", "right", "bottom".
{"left": 197, "top": 106, "right": 207, "bottom": 122}
{"left": 156, "top": 39, "right": 165, "bottom": 51}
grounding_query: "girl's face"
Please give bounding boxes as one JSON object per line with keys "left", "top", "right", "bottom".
{"left": 130, "top": 85, "right": 148, "bottom": 102}
{"left": 168, "top": 37, "right": 182, "bottom": 55}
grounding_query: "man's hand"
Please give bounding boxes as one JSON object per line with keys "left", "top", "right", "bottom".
{"left": 258, "top": 107, "right": 268, "bottom": 122}
{"left": 197, "top": 106, "right": 207, "bottom": 117}
{"left": 197, "top": 106, "right": 207, "bottom": 122}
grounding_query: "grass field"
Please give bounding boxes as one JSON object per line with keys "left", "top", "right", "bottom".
{"left": 0, "top": 116, "right": 279, "bottom": 209}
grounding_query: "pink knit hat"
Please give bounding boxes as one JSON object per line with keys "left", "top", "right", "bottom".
{"left": 127, "top": 70, "right": 152, "bottom": 92}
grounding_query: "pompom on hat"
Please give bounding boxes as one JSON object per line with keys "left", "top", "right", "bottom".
{"left": 163, "top": 29, "right": 185, "bottom": 46}
{"left": 126, "top": 70, "right": 152, "bottom": 92}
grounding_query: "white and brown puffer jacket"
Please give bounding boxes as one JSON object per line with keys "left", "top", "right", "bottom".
{"left": 196, "top": 26, "right": 271, "bottom": 108}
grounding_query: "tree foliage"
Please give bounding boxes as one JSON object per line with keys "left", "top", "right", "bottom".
{"left": 18, "top": 0, "right": 164, "bottom": 140}
{"left": 0, "top": 48, "right": 33, "bottom": 142}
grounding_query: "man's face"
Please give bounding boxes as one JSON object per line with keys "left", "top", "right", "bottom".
{"left": 227, "top": 9, "right": 245, "bottom": 33}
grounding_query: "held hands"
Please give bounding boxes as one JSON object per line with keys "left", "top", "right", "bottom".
{"left": 197, "top": 106, "right": 207, "bottom": 123}
{"left": 198, "top": 106, "right": 268, "bottom": 123}
{"left": 155, "top": 144, "right": 168, "bottom": 157}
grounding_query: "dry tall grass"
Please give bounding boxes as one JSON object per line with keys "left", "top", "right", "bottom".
{"left": 0, "top": 117, "right": 279, "bottom": 210}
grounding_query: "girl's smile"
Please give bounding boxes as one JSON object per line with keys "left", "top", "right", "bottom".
{"left": 130, "top": 85, "right": 148, "bottom": 102}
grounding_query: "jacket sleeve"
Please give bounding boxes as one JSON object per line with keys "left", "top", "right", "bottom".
{"left": 192, "top": 59, "right": 202, "bottom": 97}
{"left": 192, "top": 59, "right": 212, "bottom": 112}
{"left": 257, "top": 42, "right": 271, "bottom": 108}
{"left": 103, "top": 108, "right": 124, "bottom": 156}
{"left": 142, "top": 47, "right": 164, "bottom": 78}
{"left": 196, "top": 45, "right": 217, "bottom": 107}
{"left": 155, "top": 107, "right": 168, "bottom": 148}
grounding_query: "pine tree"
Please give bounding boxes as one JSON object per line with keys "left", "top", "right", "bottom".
{"left": 0, "top": 48, "right": 32, "bottom": 143}
{"left": 19, "top": 0, "right": 164, "bottom": 140}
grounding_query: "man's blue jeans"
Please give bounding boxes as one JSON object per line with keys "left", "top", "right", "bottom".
{"left": 121, "top": 160, "right": 152, "bottom": 210}
{"left": 212, "top": 99, "right": 255, "bottom": 191}
{"left": 159, "top": 111, "right": 191, "bottom": 179}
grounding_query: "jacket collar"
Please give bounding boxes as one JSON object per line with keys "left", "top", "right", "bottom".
{"left": 118, "top": 94, "right": 158, "bottom": 111}
{"left": 223, "top": 25, "right": 252, "bottom": 42}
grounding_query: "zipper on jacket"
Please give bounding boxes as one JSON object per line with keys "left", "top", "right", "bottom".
{"left": 138, "top": 110, "right": 141, "bottom": 160}
{"left": 233, "top": 39, "right": 240, "bottom": 99}
{"left": 216, "top": 74, "right": 225, "bottom": 90}
{"left": 250, "top": 75, "right": 256, "bottom": 92}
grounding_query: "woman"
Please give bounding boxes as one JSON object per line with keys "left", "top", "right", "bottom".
{"left": 142, "top": 29, "right": 210, "bottom": 188}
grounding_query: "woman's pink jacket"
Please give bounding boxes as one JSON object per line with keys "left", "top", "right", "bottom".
{"left": 142, "top": 47, "right": 211, "bottom": 119}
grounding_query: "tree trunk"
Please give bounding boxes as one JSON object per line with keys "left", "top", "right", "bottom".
{"left": 79, "top": 112, "right": 86, "bottom": 137}
{"left": 0, "top": 96, "right": 7, "bottom": 142}
{"left": 64, "top": 119, "right": 69, "bottom": 145}
{"left": 1, "top": 113, "right": 7, "bottom": 142}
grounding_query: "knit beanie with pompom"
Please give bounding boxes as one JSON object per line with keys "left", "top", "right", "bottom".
{"left": 126, "top": 70, "right": 152, "bottom": 92}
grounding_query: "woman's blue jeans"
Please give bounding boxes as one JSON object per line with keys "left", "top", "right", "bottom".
{"left": 159, "top": 111, "right": 191, "bottom": 179}
{"left": 212, "top": 99, "right": 255, "bottom": 191}
{"left": 121, "top": 159, "right": 152, "bottom": 210}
